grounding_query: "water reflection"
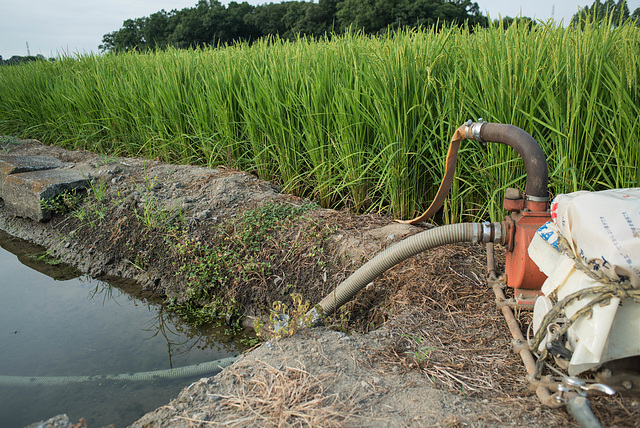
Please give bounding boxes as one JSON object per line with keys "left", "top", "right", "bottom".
{"left": 0, "top": 228, "right": 80, "bottom": 280}
{"left": 0, "top": 228, "right": 250, "bottom": 426}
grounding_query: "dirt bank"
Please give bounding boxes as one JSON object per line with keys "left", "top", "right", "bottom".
{"left": 1, "top": 138, "right": 636, "bottom": 427}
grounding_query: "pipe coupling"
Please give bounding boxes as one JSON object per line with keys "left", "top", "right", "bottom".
{"left": 475, "top": 222, "right": 502, "bottom": 244}
{"left": 464, "top": 120, "right": 484, "bottom": 142}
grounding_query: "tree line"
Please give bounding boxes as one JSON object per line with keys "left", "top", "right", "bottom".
{"left": 100, "top": 0, "right": 640, "bottom": 53}
{"left": 99, "top": 0, "right": 488, "bottom": 52}
{"left": 0, "top": 54, "right": 52, "bottom": 66}
{"left": 570, "top": 0, "right": 640, "bottom": 28}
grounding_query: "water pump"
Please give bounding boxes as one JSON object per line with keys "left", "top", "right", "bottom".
{"left": 310, "top": 120, "right": 639, "bottom": 427}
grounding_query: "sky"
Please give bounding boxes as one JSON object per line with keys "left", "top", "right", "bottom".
{"left": 1, "top": 0, "right": 639, "bottom": 59}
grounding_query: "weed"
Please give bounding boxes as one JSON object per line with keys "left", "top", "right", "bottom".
{"left": 165, "top": 201, "right": 318, "bottom": 328}
{"left": 253, "top": 293, "right": 314, "bottom": 340}
{"left": 0, "top": 135, "right": 19, "bottom": 144}
{"left": 402, "top": 334, "right": 434, "bottom": 364}
{"left": 39, "top": 189, "right": 83, "bottom": 215}
{"left": 28, "top": 251, "right": 64, "bottom": 266}
{"left": 325, "top": 305, "right": 351, "bottom": 333}
{"left": 0, "top": 135, "right": 19, "bottom": 152}
{"left": 97, "top": 153, "right": 118, "bottom": 165}
{"left": 87, "top": 179, "right": 108, "bottom": 202}
{"left": 133, "top": 162, "right": 179, "bottom": 230}
{"left": 71, "top": 199, "right": 106, "bottom": 228}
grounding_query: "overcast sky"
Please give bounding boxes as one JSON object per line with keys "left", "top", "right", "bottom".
{"left": 1, "top": 0, "right": 638, "bottom": 59}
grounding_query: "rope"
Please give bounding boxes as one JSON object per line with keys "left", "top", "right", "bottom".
{"left": 530, "top": 233, "right": 640, "bottom": 358}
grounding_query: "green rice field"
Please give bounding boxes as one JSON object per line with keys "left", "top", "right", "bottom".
{"left": 1, "top": 20, "right": 639, "bottom": 223}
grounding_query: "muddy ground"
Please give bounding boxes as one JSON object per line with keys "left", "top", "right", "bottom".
{"left": 1, "top": 138, "right": 637, "bottom": 427}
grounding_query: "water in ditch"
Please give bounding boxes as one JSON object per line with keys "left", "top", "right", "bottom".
{"left": 0, "top": 228, "right": 250, "bottom": 427}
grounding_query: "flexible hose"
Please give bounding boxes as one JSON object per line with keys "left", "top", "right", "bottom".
{"left": 310, "top": 223, "right": 487, "bottom": 319}
{"left": 0, "top": 355, "right": 237, "bottom": 387}
{"left": 567, "top": 396, "right": 602, "bottom": 428}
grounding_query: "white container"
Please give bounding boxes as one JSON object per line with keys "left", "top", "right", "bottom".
{"left": 529, "top": 188, "right": 640, "bottom": 375}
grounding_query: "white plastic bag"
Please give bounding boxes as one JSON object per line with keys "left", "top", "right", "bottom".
{"left": 529, "top": 188, "right": 640, "bottom": 375}
{"left": 551, "top": 188, "right": 640, "bottom": 288}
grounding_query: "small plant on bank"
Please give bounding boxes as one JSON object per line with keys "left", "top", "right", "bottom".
{"left": 0, "top": 136, "right": 19, "bottom": 144}
{"left": 165, "top": 201, "right": 321, "bottom": 328}
{"left": 28, "top": 250, "right": 64, "bottom": 266}
{"left": 402, "top": 334, "right": 435, "bottom": 364}
{"left": 87, "top": 179, "right": 109, "bottom": 202}
{"left": 133, "top": 163, "right": 180, "bottom": 230}
{"left": 253, "top": 293, "right": 315, "bottom": 340}
{"left": 40, "top": 189, "right": 83, "bottom": 215}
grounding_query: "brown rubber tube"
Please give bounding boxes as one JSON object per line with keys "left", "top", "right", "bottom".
{"left": 396, "top": 125, "right": 466, "bottom": 224}
{"left": 397, "top": 122, "right": 549, "bottom": 225}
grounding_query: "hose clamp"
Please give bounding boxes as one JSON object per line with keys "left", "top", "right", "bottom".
{"left": 471, "top": 121, "right": 484, "bottom": 142}
{"left": 463, "top": 120, "right": 484, "bottom": 142}
{"left": 526, "top": 194, "right": 550, "bottom": 202}
{"left": 492, "top": 222, "right": 502, "bottom": 243}
{"left": 481, "top": 222, "right": 492, "bottom": 243}
{"left": 464, "top": 120, "right": 473, "bottom": 139}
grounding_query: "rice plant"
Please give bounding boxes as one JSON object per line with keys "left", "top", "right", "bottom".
{"left": 1, "top": 19, "right": 638, "bottom": 223}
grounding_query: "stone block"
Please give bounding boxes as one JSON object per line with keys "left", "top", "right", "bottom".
{"left": 1, "top": 169, "right": 88, "bottom": 221}
{"left": 0, "top": 155, "right": 63, "bottom": 180}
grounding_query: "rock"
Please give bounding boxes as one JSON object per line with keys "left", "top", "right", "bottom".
{"left": 0, "top": 155, "right": 88, "bottom": 221}
{"left": 0, "top": 155, "right": 63, "bottom": 178}
{"left": 24, "top": 414, "right": 81, "bottom": 428}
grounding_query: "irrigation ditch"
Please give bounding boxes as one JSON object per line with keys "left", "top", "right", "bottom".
{"left": 2, "top": 137, "right": 637, "bottom": 427}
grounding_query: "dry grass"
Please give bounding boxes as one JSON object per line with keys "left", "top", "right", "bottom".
{"left": 346, "top": 241, "right": 639, "bottom": 427}
{"left": 339, "top": 243, "right": 533, "bottom": 397}
{"left": 213, "top": 361, "right": 358, "bottom": 427}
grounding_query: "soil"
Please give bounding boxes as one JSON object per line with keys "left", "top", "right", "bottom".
{"left": 1, "top": 138, "right": 638, "bottom": 428}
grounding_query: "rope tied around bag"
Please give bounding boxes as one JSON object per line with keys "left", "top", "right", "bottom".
{"left": 530, "top": 233, "right": 640, "bottom": 377}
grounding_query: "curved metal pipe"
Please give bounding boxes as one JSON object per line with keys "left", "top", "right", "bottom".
{"left": 398, "top": 121, "right": 549, "bottom": 225}
{"left": 466, "top": 122, "right": 549, "bottom": 200}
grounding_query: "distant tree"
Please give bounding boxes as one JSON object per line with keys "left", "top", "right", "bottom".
{"left": 0, "top": 55, "right": 43, "bottom": 66}
{"left": 335, "top": 0, "right": 485, "bottom": 34}
{"left": 224, "top": 2, "right": 261, "bottom": 42}
{"left": 169, "top": 0, "right": 228, "bottom": 48}
{"left": 100, "top": 0, "right": 491, "bottom": 53}
{"left": 100, "top": 18, "right": 144, "bottom": 52}
{"left": 244, "top": 2, "right": 290, "bottom": 36}
{"left": 288, "top": 0, "right": 338, "bottom": 38}
{"left": 491, "top": 16, "right": 535, "bottom": 30}
{"left": 244, "top": 1, "right": 314, "bottom": 39}
{"left": 570, "top": 0, "right": 632, "bottom": 28}
{"left": 139, "top": 10, "right": 176, "bottom": 50}
{"left": 335, "top": 0, "right": 398, "bottom": 33}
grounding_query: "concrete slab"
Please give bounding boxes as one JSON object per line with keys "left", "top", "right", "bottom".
{"left": 1, "top": 169, "right": 88, "bottom": 221}
{"left": 0, "top": 155, "right": 63, "bottom": 180}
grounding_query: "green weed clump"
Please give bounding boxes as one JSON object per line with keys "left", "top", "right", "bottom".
{"left": 165, "top": 202, "right": 318, "bottom": 327}
{"left": 1, "top": 19, "right": 638, "bottom": 222}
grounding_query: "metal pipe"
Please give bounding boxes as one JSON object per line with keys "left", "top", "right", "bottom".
{"left": 566, "top": 395, "right": 603, "bottom": 428}
{"left": 486, "top": 243, "right": 562, "bottom": 408}
{"left": 465, "top": 122, "right": 549, "bottom": 200}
